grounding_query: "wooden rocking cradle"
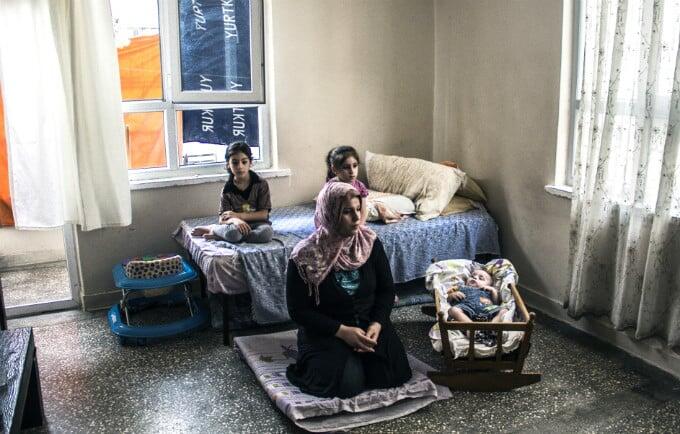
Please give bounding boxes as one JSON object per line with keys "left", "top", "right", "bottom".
{"left": 428, "top": 282, "right": 541, "bottom": 392}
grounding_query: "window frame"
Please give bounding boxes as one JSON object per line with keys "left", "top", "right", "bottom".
{"left": 549, "top": 0, "right": 582, "bottom": 196}
{"left": 167, "top": 0, "right": 265, "bottom": 104}
{"left": 121, "top": 0, "right": 269, "bottom": 182}
{"left": 565, "top": 0, "right": 585, "bottom": 187}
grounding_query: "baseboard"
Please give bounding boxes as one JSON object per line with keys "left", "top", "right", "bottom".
{"left": 0, "top": 250, "right": 66, "bottom": 270}
{"left": 519, "top": 283, "right": 680, "bottom": 380}
{"left": 6, "top": 299, "right": 79, "bottom": 319}
{"left": 81, "top": 290, "right": 121, "bottom": 311}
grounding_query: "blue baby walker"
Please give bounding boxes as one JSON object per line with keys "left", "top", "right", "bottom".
{"left": 108, "top": 257, "right": 209, "bottom": 345}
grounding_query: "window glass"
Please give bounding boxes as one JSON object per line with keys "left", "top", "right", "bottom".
{"left": 110, "top": 0, "right": 267, "bottom": 179}
{"left": 112, "top": 0, "right": 163, "bottom": 101}
{"left": 177, "top": 107, "right": 260, "bottom": 166}
{"left": 0, "top": 86, "right": 13, "bottom": 226}
{"left": 124, "top": 112, "right": 167, "bottom": 169}
{"left": 178, "top": 0, "right": 253, "bottom": 92}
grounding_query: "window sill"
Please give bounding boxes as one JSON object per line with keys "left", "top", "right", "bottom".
{"left": 545, "top": 184, "right": 573, "bottom": 199}
{"left": 130, "top": 168, "right": 291, "bottom": 191}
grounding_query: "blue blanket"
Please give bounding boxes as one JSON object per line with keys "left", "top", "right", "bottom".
{"left": 177, "top": 203, "right": 499, "bottom": 324}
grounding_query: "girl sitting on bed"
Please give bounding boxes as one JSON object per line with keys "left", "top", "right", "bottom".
{"left": 324, "top": 146, "right": 404, "bottom": 224}
{"left": 191, "top": 142, "right": 273, "bottom": 243}
{"left": 286, "top": 182, "right": 412, "bottom": 398}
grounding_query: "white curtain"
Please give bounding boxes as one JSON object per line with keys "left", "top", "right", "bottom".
{"left": 0, "top": 0, "right": 131, "bottom": 231}
{"left": 567, "top": 0, "right": 680, "bottom": 347}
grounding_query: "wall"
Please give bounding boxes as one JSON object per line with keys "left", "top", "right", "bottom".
{"left": 76, "top": 0, "right": 434, "bottom": 306}
{"left": 0, "top": 227, "right": 65, "bottom": 269}
{"left": 432, "top": 0, "right": 680, "bottom": 377}
{"left": 433, "top": 0, "right": 568, "bottom": 302}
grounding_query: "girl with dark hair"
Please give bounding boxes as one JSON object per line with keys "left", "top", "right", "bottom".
{"left": 191, "top": 142, "right": 273, "bottom": 243}
{"left": 323, "top": 146, "right": 404, "bottom": 225}
{"left": 320, "top": 146, "right": 369, "bottom": 228}
{"left": 325, "top": 146, "right": 368, "bottom": 196}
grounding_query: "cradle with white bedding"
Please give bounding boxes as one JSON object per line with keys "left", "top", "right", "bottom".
{"left": 425, "top": 258, "right": 541, "bottom": 391}
{"left": 174, "top": 203, "right": 500, "bottom": 344}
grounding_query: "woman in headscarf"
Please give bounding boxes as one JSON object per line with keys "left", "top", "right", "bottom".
{"left": 286, "top": 182, "right": 412, "bottom": 398}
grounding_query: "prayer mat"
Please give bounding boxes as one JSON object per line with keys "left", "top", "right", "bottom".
{"left": 234, "top": 330, "right": 451, "bottom": 432}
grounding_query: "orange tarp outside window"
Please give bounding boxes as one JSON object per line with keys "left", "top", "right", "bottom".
{"left": 0, "top": 87, "right": 13, "bottom": 226}
{"left": 117, "top": 34, "right": 167, "bottom": 170}
{"left": 124, "top": 112, "right": 166, "bottom": 169}
{"left": 118, "top": 34, "right": 162, "bottom": 101}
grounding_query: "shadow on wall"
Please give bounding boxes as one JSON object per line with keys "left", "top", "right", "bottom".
{"left": 480, "top": 180, "right": 554, "bottom": 295}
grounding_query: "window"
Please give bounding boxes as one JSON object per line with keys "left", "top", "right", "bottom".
{"left": 565, "top": 0, "right": 680, "bottom": 194}
{"left": 111, "top": 0, "right": 268, "bottom": 182}
{"left": 565, "top": 0, "right": 586, "bottom": 187}
{"left": 552, "top": 0, "right": 587, "bottom": 189}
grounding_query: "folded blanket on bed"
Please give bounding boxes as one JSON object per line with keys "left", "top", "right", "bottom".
{"left": 213, "top": 235, "right": 300, "bottom": 324}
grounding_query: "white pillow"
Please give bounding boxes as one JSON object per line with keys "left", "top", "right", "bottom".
{"left": 366, "top": 190, "right": 416, "bottom": 215}
{"left": 365, "top": 151, "right": 465, "bottom": 220}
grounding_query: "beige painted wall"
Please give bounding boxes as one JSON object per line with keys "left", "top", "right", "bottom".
{"left": 76, "top": 0, "right": 434, "bottom": 303}
{"left": 433, "top": 0, "right": 570, "bottom": 302}
{"left": 0, "top": 227, "right": 65, "bottom": 269}
{"left": 272, "top": 0, "right": 435, "bottom": 185}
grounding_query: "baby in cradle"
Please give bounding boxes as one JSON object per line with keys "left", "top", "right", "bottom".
{"left": 446, "top": 268, "right": 508, "bottom": 323}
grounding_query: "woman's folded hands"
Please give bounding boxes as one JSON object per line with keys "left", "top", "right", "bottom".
{"left": 335, "top": 324, "right": 378, "bottom": 352}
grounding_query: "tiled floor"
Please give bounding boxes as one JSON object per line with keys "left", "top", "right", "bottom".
{"left": 7, "top": 305, "right": 680, "bottom": 433}
{"left": 1, "top": 262, "right": 71, "bottom": 308}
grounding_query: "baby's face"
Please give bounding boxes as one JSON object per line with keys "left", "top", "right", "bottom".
{"left": 467, "top": 269, "right": 492, "bottom": 288}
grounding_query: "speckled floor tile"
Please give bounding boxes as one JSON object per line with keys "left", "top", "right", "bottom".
{"left": 1, "top": 262, "right": 71, "bottom": 307}
{"left": 8, "top": 305, "right": 680, "bottom": 433}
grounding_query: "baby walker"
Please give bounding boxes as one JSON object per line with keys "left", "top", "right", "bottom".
{"left": 108, "top": 255, "right": 209, "bottom": 345}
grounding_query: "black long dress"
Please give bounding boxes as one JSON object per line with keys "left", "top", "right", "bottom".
{"left": 285, "top": 239, "right": 412, "bottom": 398}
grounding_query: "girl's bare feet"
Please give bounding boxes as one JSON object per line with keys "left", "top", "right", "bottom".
{"left": 191, "top": 226, "right": 211, "bottom": 237}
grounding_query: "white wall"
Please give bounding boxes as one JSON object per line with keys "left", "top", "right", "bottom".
{"left": 0, "top": 227, "right": 65, "bottom": 269}
{"left": 76, "top": 0, "right": 435, "bottom": 306}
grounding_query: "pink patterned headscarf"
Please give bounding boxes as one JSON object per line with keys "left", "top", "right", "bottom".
{"left": 291, "top": 182, "right": 377, "bottom": 304}
{"left": 313, "top": 177, "right": 369, "bottom": 228}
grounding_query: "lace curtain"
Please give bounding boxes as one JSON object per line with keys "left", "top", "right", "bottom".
{"left": 566, "top": 0, "right": 680, "bottom": 346}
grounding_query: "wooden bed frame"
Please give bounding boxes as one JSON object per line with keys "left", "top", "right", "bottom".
{"left": 186, "top": 253, "right": 253, "bottom": 345}
{"left": 427, "top": 283, "right": 541, "bottom": 391}
{"left": 182, "top": 249, "right": 297, "bottom": 345}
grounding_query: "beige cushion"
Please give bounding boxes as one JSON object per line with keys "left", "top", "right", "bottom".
{"left": 365, "top": 151, "right": 465, "bottom": 221}
{"left": 439, "top": 195, "right": 476, "bottom": 216}
{"left": 366, "top": 190, "right": 416, "bottom": 215}
{"left": 457, "top": 176, "right": 487, "bottom": 203}
{"left": 438, "top": 161, "right": 487, "bottom": 203}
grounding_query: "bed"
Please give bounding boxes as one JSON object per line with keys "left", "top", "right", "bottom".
{"left": 173, "top": 203, "right": 500, "bottom": 343}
